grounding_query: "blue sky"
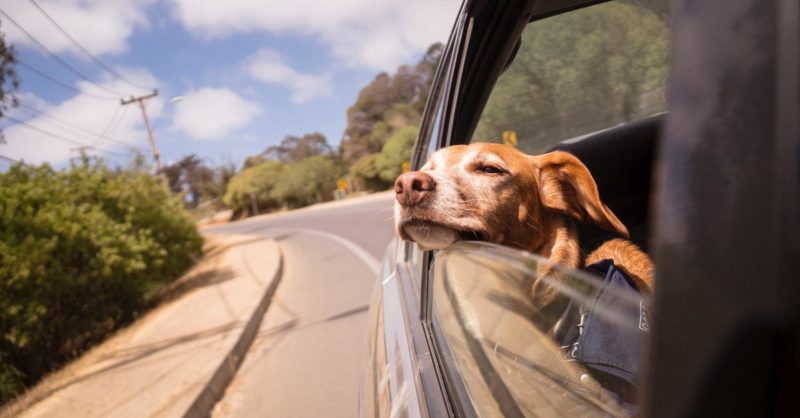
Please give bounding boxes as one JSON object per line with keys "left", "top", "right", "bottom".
{"left": 0, "top": 0, "right": 459, "bottom": 169}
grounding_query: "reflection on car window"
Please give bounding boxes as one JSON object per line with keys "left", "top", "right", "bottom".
{"left": 471, "top": 0, "right": 670, "bottom": 154}
{"left": 432, "top": 242, "right": 650, "bottom": 417}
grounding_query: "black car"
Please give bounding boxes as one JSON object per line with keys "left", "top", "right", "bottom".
{"left": 362, "top": 0, "right": 799, "bottom": 417}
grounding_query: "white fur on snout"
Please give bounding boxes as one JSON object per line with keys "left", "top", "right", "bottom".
{"left": 394, "top": 148, "right": 498, "bottom": 248}
{"left": 403, "top": 222, "right": 459, "bottom": 250}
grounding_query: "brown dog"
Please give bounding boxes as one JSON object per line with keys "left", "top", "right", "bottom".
{"left": 394, "top": 143, "right": 653, "bottom": 307}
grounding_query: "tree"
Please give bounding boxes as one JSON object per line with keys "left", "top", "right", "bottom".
{"left": 263, "top": 132, "right": 334, "bottom": 163}
{"left": 343, "top": 73, "right": 394, "bottom": 161}
{"left": 375, "top": 125, "right": 418, "bottom": 183}
{"left": 340, "top": 43, "right": 443, "bottom": 165}
{"left": 223, "top": 160, "right": 284, "bottom": 215}
{"left": 271, "top": 156, "right": 343, "bottom": 208}
{"left": 348, "top": 153, "right": 387, "bottom": 192}
{"left": 0, "top": 22, "right": 19, "bottom": 142}
{"left": 473, "top": 2, "right": 669, "bottom": 153}
{"left": 161, "top": 155, "right": 226, "bottom": 209}
{"left": 210, "top": 160, "right": 237, "bottom": 202}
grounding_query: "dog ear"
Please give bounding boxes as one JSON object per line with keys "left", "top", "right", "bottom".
{"left": 531, "top": 151, "right": 629, "bottom": 237}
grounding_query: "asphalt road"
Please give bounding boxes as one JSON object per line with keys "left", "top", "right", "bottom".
{"left": 203, "top": 192, "right": 396, "bottom": 417}
{"left": 202, "top": 191, "right": 396, "bottom": 261}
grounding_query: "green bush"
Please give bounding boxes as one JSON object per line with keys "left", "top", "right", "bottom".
{"left": 349, "top": 153, "right": 390, "bottom": 192}
{"left": 224, "top": 156, "right": 343, "bottom": 213}
{"left": 223, "top": 160, "right": 285, "bottom": 215}
{"left": 271, "top": 156, "right": 343, "bottom": 208}
{"left": 375, "top": 125, "right": 418, "bottom": 183}
{"left": 0, "top": 161, "right": 202, "bottom": 404}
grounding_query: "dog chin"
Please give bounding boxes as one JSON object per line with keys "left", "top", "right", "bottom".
{"left": 402, "top": 222, "right": 460, "bottom": 250}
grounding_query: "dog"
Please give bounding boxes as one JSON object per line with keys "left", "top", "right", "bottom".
{"left": 394, "top": 143, "right": 653, "bottom": 308}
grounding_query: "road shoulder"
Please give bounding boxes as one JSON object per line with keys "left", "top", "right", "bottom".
{"left": 2, "top": 234, "right": 282, "bottom": 418}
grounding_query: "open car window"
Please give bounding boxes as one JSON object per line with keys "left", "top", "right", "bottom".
{"left": 424, "top": 2, "right": 668, "bottom": 416}
{"left": 470, "top": 0, "right": 670, "bottom": 153}
{"left": 431, "top": 242, "right": 650, "bottom": 417}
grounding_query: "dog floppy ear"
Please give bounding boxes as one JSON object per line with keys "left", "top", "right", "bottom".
{"left": 531, "top": 151, "right": 629, "bottom": 237}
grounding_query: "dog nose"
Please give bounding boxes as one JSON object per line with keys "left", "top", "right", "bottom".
{"left": 395, "top": 171, "right": 435, "bottom": 207}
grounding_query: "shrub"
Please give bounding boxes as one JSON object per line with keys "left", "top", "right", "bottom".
{"left": 349, "top": 153, "right": 390, "bottom": 192}
{"left": 222, "top": 160, "right": 285, "bottom": 214}
{"left": 0, "top": 161, "right": 202, "bottom": 404}
{"left": 375, "top": 125, "right": 418, "bottom": 183}
{"left": 271, "top": 156, "right": 343, "bottom": 208}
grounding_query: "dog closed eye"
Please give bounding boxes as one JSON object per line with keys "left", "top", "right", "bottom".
{"left": 474, "top": 164, "right": 505, "bottom": 175}
{"left": 394, "top": 142, "right": 654, "bottom": 304}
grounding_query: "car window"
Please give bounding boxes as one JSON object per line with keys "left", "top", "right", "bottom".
{"left": 431, "top": 242, "right": 650, "bottom": 417}
{"left": 471, "top": 0, "right": 670, "bottom": 154}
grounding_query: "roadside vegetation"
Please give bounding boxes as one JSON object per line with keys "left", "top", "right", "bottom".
{"left": 0, "top": 1, "right": 671, "bottom": 403}
{"left": 219, "top": 44, "right": 442, "bottom": 217}
{"left": 0, "top": 158, "right": 202, "bottom": 403}
{"left": 0, "top": 33, "right": 437, "bottom": 403}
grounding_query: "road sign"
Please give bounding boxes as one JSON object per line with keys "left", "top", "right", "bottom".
{"left": 501, "top": 130, "right": 518, "bottom": 147}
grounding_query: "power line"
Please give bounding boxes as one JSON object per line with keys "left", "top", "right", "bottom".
{"left": 0, "top": 154, "right": 21, "bottom": 163}
{"left": 26, "top": 0, "right": 155, "bottom": 92}
{"left": 92, "top": 105, "right": 125, "bottom": 146}
{"left": 0, "top": 8, "right": 134, "bottom": 98}
{"left": 121, "top": 91, "right": 161, "bottom": 170}
{"left": 16, "top": 101, "right": 132, "bottom": 146}
{"left": 4, "top": 115, "right": 132, "bottom": 157}
{"left": 16, "top": 59, "right": 120, "bottom": 100}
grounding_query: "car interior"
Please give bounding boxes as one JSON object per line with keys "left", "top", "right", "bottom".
{"left": 551, "top": 114, "right": 660, "bottom": 254}
{"left": 421, "top": 0, "right": 665, "bottom": 414}
{"left": 367, "top": 0, "right": 798, "bottom": 415}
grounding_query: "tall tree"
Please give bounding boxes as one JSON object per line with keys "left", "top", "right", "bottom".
{"left": 263, "top": 132, "right": 334, "bottom": 163}
{"left": 161, "top": 155, "right": 228, "bottom": 208}
{"left": 473, "top": 2, "right": 669, "bottom": 153}
{"left": 340, "top": 43, "right": 443, "bottom": 164}
{"left": 0, "top": 22, "right": 19, "bottom": 142}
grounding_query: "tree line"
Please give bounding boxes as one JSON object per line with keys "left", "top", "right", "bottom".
{"left": 169, "top": 43, "right": 443, "bottom": 218}
{"left": 0, "top": 2, "right": 672, "bottom": 402}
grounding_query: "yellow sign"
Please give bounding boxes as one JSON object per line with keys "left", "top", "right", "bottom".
{"left": 501, "top": 130, "right": 518, "bottom": 147}
{"left": 402, "top": 161, "right": 410, "bottom": 173}
{"left": 337, "top": 179, "right": 348, "bottom": 191}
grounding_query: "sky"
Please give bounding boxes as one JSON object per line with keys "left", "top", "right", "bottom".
{"left": 0, "top": 0, "right": 460, "bottom": 170}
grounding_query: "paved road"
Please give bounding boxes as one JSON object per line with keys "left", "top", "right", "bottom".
{"left": 203, "top": 192, "right": 396, "bottom": 261}
{"left": 203, "top": 192, "right": 396, "bottom": 418}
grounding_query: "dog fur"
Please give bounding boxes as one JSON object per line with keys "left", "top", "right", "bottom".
{"left": 394, "top": 143, "right": 654, "bottom": 307}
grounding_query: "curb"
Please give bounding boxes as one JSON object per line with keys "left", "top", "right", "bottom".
{"left": 181, "top": 244, "right": 285, "bottom": 418}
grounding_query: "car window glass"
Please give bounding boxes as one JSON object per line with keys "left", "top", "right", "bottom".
{"left": 431, "top": 242, "right": 650, "bottom": 417}
{"left": 407, "top": 38, "right": 452, "bottom": 285}
{"left": 471, "top": 0, "right": 670, "bottom": 154}
{"left": 412, "top": 66, "right": 447, "bottom": 172}
{"left": 406, "top": 94, "right": 446, "bottom": 291}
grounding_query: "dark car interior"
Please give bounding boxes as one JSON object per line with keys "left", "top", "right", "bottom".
{"left": 368, "top": 0, "right": 798, "bottom": 415}
{"left": 551, "top": 114, "right": 660, "bottom": 254}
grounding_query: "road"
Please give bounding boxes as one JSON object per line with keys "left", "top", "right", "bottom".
{"left": 203, "top": 191, "right": 396, "bottom": 417}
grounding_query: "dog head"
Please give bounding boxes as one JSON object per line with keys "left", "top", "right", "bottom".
{"left": 394, "top": 143, "right": 628, "bottom": 252}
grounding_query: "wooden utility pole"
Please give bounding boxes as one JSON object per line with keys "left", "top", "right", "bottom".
{"left": 121, "top": 90, "right": 160, "bottom": 171}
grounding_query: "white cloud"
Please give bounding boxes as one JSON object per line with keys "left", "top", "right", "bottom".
{"left": 2, "top": 0, "right": 153, "bottom": 57}
{"left": 169, "top": 88, "right": 261, "bottom": 141}
{"left": 1, "top": 71, "right": 162, "bottom": 165}
{"left": 166, "top": 0, "right": 460, "bottom": 72}
{"left": 244, "top": 49, "right": 332, "bottom": 104}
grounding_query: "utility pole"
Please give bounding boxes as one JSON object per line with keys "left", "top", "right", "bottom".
{"left": 121, "top": 90, "right": 160, "bottom": 172}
